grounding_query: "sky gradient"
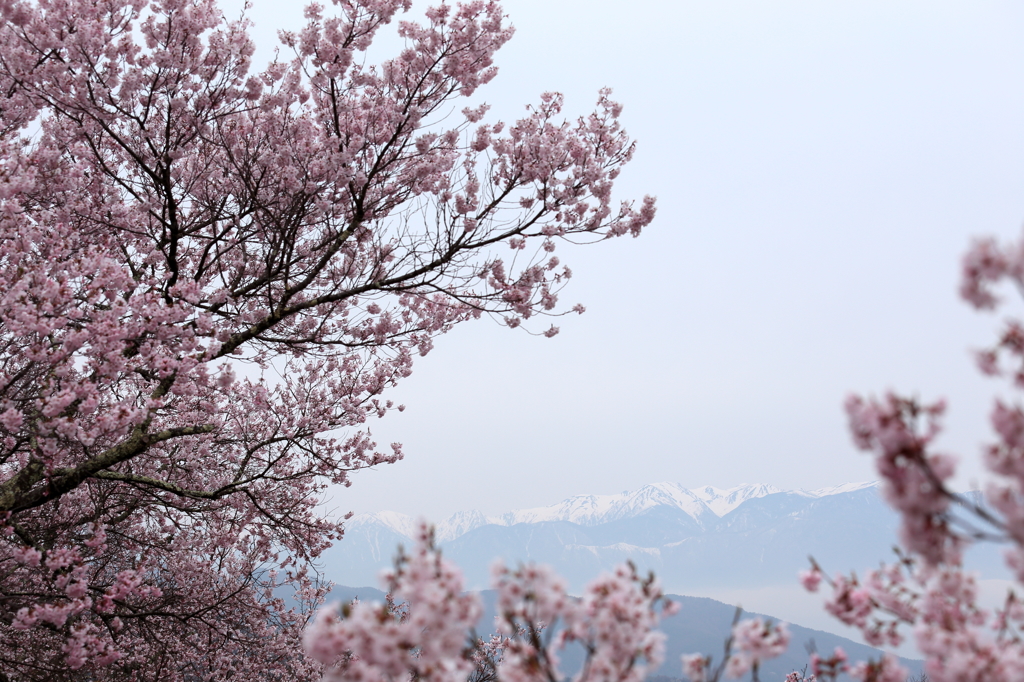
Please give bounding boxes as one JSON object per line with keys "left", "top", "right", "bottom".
{"left": 228, "top": 0, "right": 1024, "bottom": 522}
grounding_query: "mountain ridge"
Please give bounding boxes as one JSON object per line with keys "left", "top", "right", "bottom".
{"left": 325, "top": 483, "right": 942, "bottom": 595}
{"left": 347, "top": 481, "right": 879, "bottom": 543}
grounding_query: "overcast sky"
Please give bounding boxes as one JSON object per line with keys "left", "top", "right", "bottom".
{"left": 229, "top": 0, "right": 1024, "bottom": 521}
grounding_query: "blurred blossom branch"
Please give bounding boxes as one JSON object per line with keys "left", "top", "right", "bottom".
{"left": 789, "top": 232, "right": 1024, "bottom": 682}
{"left": 303, "top": 523, "right": 795, "bottom": 682}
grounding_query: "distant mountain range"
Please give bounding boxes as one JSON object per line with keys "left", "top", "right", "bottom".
{"left": 322, "top": 481, "right": 1005, "bottom": 594}
{"left": 346, "top": 481, "right": 878, "bottom": 543}
{"left": 322, "top": 481, "right": 969, "bottom": 593}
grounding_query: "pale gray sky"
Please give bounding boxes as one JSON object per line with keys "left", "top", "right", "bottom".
{"left": 231, "top": 0, "right": 1024, "bottom": 521}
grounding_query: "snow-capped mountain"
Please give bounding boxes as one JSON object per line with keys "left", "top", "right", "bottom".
{"left": 435, "top": 510, "right": 493, "bottom": 543}
{"left": 497, "top": 481, "right": 718, "bottom": 528}
{"left": 346, "top": 481, "right": 875, "bottom": 543}
{"left": 689, "top": 483, "right": 782, "bottom": 516}
{"left": 325, "top": 480, "right": 976, "bottom": 594}
{"left": 345, "top": 510, "right": 421, "bottom": 539}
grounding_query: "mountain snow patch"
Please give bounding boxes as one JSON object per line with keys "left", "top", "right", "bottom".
{"left": 348, "top": 482, "right": 878, "bottom": 543}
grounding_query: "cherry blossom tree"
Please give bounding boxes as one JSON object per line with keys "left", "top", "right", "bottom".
{"left": 790, "top": 232, "right": 1024, "bottom": 682}
{"left": 0, "top": 0, "right": 655, "bottom": 678}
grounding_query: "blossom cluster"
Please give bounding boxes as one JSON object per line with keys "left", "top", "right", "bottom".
{"left": 0, "top": 0, "right": 654, "bottom": 676}
{"left": 304, "top": 524, "right": 791, "bottom": 682}
{"left": 680, "top": 616, "right": 790, "bottom": 682}
{"left": 794, "top": 231, "right": 1024, "bottom": 682}
{"left": 304, "top": 525, "right": 481, "bottom": 682}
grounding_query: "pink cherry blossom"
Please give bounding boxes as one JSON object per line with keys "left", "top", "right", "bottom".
{"left": 802, "top": 229, "right": 1024, "bottom": 682}
{"left": 305, "top": 526, "right": 680, "bottom": 682}
{"left": 0, "top": 0, "right": 654, "bottom": 677}
{"left": 798, "top": 568, "right": 823, "bottom": 593}
{"left": 725, "top": 618, "right": 790, "bottom": 679}
{"left": 682, "top": 654, "right": 709, "bottom": 682}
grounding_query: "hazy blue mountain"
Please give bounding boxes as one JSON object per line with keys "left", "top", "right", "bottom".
{"left": 319, "top": 482, "right": 911, "bottom": 592}
{"left": 319, "top": 477, "right": 1008, "bottom": 658}
{"left": 656, "top": 595, "right": 922, "bottom": 681}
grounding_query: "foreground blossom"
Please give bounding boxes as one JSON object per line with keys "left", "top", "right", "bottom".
{"left": 304, "top": 525, "right": 789, "bottom": 682}
{"left": 680, "top": 610, "right": 791, "bottom": 682}
{"left": 796, "top": 231, "right": 1024, "bottom": 682}
{"left": 724, "top": 618, "right": 790, "bottom": 679}
{"left": 304, "top": 526, "right": 481, "bottom": 682}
